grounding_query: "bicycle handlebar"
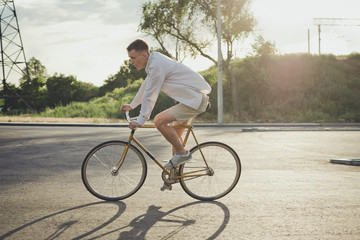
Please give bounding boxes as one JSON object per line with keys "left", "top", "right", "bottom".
{"left": 125, "top": 111, "right": 138, "bottom": 123}
{"left": 125, "top": 111, "right": 131, "bottom": 123}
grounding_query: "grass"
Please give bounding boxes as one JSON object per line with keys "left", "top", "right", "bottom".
{"left": 2, "top": 53, "right": 359, "bottom": 123}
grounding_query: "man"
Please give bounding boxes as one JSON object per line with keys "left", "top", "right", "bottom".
{"left": 121, "top": 39, "right": 211, "bottom": 170}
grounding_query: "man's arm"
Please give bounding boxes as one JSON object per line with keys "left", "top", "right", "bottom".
{"left": 135, "top": 67, "right": 166, "bottom": 125}
{"left": 129, "top": 80, "right": 147, "bottom": 110}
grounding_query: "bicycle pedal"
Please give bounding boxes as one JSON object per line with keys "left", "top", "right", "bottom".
{"left": 160, "top": 182, "right": 172, "bottom": 191}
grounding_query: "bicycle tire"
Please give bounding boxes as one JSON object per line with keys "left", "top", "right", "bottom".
{"left": 81, "top": 141, "right": 147, "bottom": 201}
{"left": 179, "top": 141, "right": 241, "bottom": 201}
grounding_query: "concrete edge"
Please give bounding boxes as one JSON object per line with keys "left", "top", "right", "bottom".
{"left": 330, "top": 158, "right": 360, "bottom": 166}
{"left": 0, "top": 122, "right": 127, "bottom": 127}
{"left": 1, "top": 122, "right": 360, "bottom": 131}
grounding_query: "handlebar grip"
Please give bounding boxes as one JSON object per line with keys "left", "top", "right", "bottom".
{"left": 125, "top": 111, "right": 138, "bottom": 123}
{"left": 125, "top": 111, "right": 131, "bottom": 123}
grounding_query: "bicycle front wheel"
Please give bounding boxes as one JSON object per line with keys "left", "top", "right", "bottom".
{"left": 179, "top": 142, "right": 241, "bottom": 201}
{"left": 81, "top": 141, "right": 147, "bottom": 201}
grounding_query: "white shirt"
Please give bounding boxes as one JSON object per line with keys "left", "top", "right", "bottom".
{"left": 129, "top": 52, "right": 211, "bottom": 125}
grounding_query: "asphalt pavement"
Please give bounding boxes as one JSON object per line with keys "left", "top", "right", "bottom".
{"left": 0, "top": 125, "right": 359, "bottom": 239}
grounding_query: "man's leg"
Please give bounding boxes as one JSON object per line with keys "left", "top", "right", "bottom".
{"left": 154, "top": 109, "right": 187, "bottom": 155}
{"left": 172, "top": 121, "right": 186, "bottom": 155}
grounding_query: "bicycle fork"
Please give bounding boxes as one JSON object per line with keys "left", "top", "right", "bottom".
{"left": 112, "top": 130, "right": 136, "bottom": 175}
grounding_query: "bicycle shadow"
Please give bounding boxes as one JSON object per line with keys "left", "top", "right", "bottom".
{"left": 1, "top": 201, "right": 229, "bottom": 240}
{"left": 94, "top": 201, "right": 230, "bottom": 240}
{"left": 0, "top": 201, "right": 126, "bottom": 240}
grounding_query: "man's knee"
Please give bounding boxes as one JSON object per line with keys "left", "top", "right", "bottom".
{"left": 154, "top": 110, "right": 175, "bottom": 127}
{"left": 154, "top": 114, "right": 162, "bottom": 127}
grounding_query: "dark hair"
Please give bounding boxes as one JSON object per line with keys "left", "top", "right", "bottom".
{"left": 127, "top": 39, "right": 149, "bottom": 52}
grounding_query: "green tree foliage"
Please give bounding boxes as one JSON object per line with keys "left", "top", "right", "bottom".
{"left": 140, "top": 0, "right": 255, "bottom": 63}
{"left": 19, "top": 58, "right": 48, "bottom": 111}
{"left": 2, "top": 57, "right": 100, "bottom": 113}
{"left": 21, "top": 57, "right": 48, "bottom": 81}
{"left": 18, "top": 77, "right": 48, "bottom": 111}
{"left": 2, "top": 58, "right": 49, "bottom": 113}
{"left": 229, "top": 53, "right": 360, "bottom": 122}
{"left": 0, "top": 82, "right": 19, "bottom": 113}
{"left": 46, "top": 74, "right": 78, "bottom": 107}
{"left": 139, "top": 0, "right": 256, "bottom": 117}
{"left": 72, "top": 81, "right": 99, "bottom": 102}
{"left": 38, "top": 53, "right": 360, "bottom": 123}
{"left": 41, "top": 79, "right": 145, "bottom": 119}
{"left": 4, "top": 51, "right": 360, "bottom": 123}
{"left": 99, "top": 60, "right": 146, "bottom": 95}
{"left": 46, "top": 74, "right": 99, "bottom": 108}
{"left": 140, "top": 0, "right": 195, "bottom": 60}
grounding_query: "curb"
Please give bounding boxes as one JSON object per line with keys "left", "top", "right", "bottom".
{"left": 330, "top": 158, "right": 360, "bottom": 166}
{"left": 1, "top": 122, "right": 360, "bottom": 131}
{"left": 0, "top": 122, "right": 127, "bottom": 127}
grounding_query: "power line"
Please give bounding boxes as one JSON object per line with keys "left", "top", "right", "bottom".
{"left": 313, "top": 18, "right": 360, "bottom": 55}
{"left": 314, "top": 18, "right": 360, "bottom": 26}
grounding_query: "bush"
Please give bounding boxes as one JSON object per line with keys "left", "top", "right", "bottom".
{"left": 37, "top": 53, "right": 360, "bottom": 123}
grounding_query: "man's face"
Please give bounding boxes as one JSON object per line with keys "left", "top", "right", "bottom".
{"left": 128, "top": 50, "right": 148, "bottom": 70}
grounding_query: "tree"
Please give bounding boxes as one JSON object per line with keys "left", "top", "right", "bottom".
{"left": 46, "top": 73, "right": 100, "bottom": 108}
{"left": 72, "top": 81, "right": 99, "bottom": 102}
{"left": 251, "top": 36, "right": 277, "bottom": 62}
{"left": 228, "top": 36, "right": 276, "bottom": 119}
{"left": 0, "top": 82, "right": 19, "bottom": 113}
{"left": 140, "top": 0, "right": 200, "bottom": 61}
{"left": 99, "top": 60, "right": 146, "bottom": 95}
{"left": 20, "top": 57, "right": 48, "bottom": 81}
{"left": 46, "top": 74, "right": 78, "bottom": 107}
{"left": 18, "top": 77, "right": 48, "bottom": 111}
{"left": 139, "top": 0, "right": 256, "bottom": 118}
{"left": 14, "top": 57, "right": 49, "bottom": 112}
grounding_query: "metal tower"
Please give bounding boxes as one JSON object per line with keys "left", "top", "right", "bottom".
{"left": 0, "top": 0, "right": 31, "bottom": 112}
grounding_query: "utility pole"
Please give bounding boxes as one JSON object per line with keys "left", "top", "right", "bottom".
{"left": 318, "top": 24, "right": 321, "bottom": 55}
{"left": 0, "top": 0, "right": 31, "bottom": 112}
{"left": 216, "top": 0, "right": 223, "bottom": 124}
{"left": 314, "top": 18, "right": 360, "bottom": 55}
{"left": 307, "top": 29, "right": 310, "bottom": 54}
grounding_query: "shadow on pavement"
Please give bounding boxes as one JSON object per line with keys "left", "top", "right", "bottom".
{"left": 98, "top": 201, "right": 230, "bottom": 240}
{"left": 0, "top": 201, "right": 126, "bottom": 240}
{"left": 1, "top": 201, "right": 229, "bottom": 240}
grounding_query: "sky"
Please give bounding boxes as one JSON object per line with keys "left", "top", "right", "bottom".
{"left": 11, "top": 0, "right": 360, "bottom": 86}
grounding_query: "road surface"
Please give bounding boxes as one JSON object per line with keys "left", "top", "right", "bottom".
{"left": 0, "top": 125, "right": 359, "bottom": 239}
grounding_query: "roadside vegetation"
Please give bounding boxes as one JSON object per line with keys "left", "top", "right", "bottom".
{"left": 1, "top": 52, "right": 359, "bottom": 123}
{"left": 1, "top": 0, "right": 359, "bottom": 123}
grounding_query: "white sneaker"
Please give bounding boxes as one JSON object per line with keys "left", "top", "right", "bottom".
{"left": 164, "top": 151, "right": 192, "bottom": 170}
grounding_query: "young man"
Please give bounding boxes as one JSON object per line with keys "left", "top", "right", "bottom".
{"left": 121, "top": 39, "right": 211, "bottom": 170}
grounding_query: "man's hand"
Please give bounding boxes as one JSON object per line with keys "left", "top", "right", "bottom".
{"left": 121, "top": 104, "right": 139, "bottom": 129}
{"left": 121, "top": 104, "right": 132, "bottom": 113}
{"left": 129, "top": 121, "right": 141, "bottom": 130}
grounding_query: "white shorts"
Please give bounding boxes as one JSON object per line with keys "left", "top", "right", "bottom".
{"left": 169, "top": 93, "right": 209, "bottom": 124}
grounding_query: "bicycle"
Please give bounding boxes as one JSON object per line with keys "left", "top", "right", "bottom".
{"left": 81, "top": 111, "right": 241, "bottom": 201}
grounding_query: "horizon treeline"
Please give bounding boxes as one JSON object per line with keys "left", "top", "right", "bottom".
{"left": 1, "top": 53, "right": 360, "bottom": 123}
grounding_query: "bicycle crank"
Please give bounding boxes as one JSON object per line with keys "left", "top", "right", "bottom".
{"left": 161, "top": 169, "right": 179, "bottom": 184}
{"left": 160, "top": 182, "right": 172, "bottom": 191}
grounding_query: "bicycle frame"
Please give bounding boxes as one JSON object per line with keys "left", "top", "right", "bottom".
{"left": 115, "top": 123, "right": 210, "bottom": 179}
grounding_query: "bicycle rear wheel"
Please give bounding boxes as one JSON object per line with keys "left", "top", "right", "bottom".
{"left": 179, "top": 142, "right": 241, "bottom": 201}
{"left": 81, "top": 141, "right": 147, "bottom": 201}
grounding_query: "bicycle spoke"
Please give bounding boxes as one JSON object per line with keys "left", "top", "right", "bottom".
{"left": 82, "top": 141, "right": 147, "bottom": 201}
{"left": 180, "top": 142, "right": 241, "bottom": 201}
